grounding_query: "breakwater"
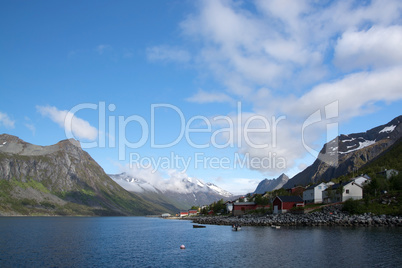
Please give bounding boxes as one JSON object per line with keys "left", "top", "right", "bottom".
{"left": 191, "top": 205, "right": 402, "bottom": 227}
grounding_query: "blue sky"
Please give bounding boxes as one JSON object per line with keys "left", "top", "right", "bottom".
{"left": 1, "top": 0, "right": 402, "bottom": 194}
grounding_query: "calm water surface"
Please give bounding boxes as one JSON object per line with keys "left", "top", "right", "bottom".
{"left": 0, "top": 217, "right": 401, "bottom": 267}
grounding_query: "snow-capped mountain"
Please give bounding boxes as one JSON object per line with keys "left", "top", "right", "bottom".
{"left": 109, "top": 173, "right": 159, "bottom": 193}
{"left": 283, "top": 115, "right": 402, "bottom": 188}
{"left": 109, "top": 173, "right": 233, "bottom": 208}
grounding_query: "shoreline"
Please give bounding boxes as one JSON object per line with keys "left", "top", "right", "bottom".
{"left": 189, "top": 206, "right": 402, "bottom": 227}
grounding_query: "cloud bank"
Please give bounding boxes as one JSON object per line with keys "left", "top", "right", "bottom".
{"left": 176, "top": 0, "right": 402, "bottom": 175}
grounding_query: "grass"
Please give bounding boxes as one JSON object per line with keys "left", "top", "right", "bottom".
{"left": 10, "top": 178, "right": 50, "bottom": 193}
{"left": 0, "top": 177, "right": 103, "bottom": 216}
{"left": 342, "top": 193, "right": 402, "bottom": 216}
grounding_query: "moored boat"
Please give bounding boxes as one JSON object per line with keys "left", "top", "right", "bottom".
{"left": 193, "top": 225, "right": 206, "bottom": 228}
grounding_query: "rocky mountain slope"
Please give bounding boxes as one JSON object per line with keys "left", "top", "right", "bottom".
{"left": 254, "top": 173, "right": 289, "bottom": 194}
{"left": 283, "top": 115, "right": 402, "bottom": 188}
{"left": 0, "top": 134, "right": 174, "bottom": 216}
{"left": 110, "top": 173, "right": 233, "bottom": 209}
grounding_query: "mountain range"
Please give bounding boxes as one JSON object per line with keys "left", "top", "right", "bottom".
{"left": 109, "top": 172, "right": 233, "bottom": 209}
{"left": 0, "top": 134, "right": 234, "bottom": 216}
{"left": 1, "top": 115, "right": 400, "bottom": 215}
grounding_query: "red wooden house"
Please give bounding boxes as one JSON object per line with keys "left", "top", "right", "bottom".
{"left": 188, "top": 209, "right": 198, "bottom": 216}
{"left": 272, "top": 196, "right": 304, "bottom": 214}
{"left": 179, "top": 211, "right": 189, "bottom": 217}
{"left": 287, "top": 186, "right": 305, "bottom": 196}
{"left": 232, "top": 202, "right": 270, "bottom": 216}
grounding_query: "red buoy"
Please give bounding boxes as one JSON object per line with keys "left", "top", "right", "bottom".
{"left": 180, "top": 245, "right": 185, "bottom": 249}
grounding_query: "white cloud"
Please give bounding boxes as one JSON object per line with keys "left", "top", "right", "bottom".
{"left": 318, "top": 0, "right": 402, "bottom": 31}
{"left": 180, "top": 0, "right": 402, "bottom": 98}
{"left": 186, "top": 89, "right": 234, "bottom": 104}
{"left": 37, "top": 105, "right": 98, "bottom": 141}
{"left": 0, "top": 112, "right": 15, "bottom": 129}
{"left": 146, "top": 45, "right": 191, "bottom": 63}
{"left": 180, "top": 0, "right": 332, "bottom": 98}
{"left": 24, "top": 123, "right": 36, "bottom": 135}
{"left": 181, "top": 0, "right": 290, "bottom": 89}
{"left": 334, "top": 25, "right": 402, "bottom": 70}
{"left": 96, "top": 44, "right": 112, "bottom": 55}
{"left": 290, "top": 66, "right": 402, "bottom": 120}
{"left": 212, "top": 177, "right": 260, "bottom": 195}
{"left": 24, "top": 116, "right": 35, "bottom": 135}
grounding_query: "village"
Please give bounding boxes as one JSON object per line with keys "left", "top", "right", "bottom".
{"left": 168, "top": 169, "right": 402, "bottom": 227}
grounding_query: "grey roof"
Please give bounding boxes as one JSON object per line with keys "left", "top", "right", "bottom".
{"left": 275, "top": 196, "right": 303, "bottom": 203}
{"left": 306, "top": 182, "right": 324, "bottom": 190}
{"left": 324, "top": 180, "right": 361, "bottom": 191}
{"left": 233, "top": 202, "right": 256, "bottom": 206}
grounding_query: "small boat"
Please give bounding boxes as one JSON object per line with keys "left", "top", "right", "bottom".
{"left": 232, "top": 224, "right": 242, "bottom": 231}
{"left": 193, "top": 225, "right": 206, "bottom": 228}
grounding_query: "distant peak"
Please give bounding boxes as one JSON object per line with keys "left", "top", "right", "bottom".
{"left": 0, "top": 134, "right": 83, "bottom": 156}
{"left": 254, "top": 173, "right": 289, "bottom": 194}
{"left": 57, "top": 139, "right": 81, "bottom": 148}
{"left": 0, "top": 133, "right": 26, "bottom": 144}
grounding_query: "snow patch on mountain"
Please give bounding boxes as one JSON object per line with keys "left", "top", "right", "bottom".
{"left": 206, "top": 183, "right": 232, "bottom": 197}
{"left": 339, "top": 139, "right": 376, "bottom": 154}
{"left": 196, "top": 180, "right": 204, "bottom": 188}
{"left": 379, "top": 125, "right": 396, "bottom": 133}
{"left": 341, "top": 137, "right": 355, "bottom": 143}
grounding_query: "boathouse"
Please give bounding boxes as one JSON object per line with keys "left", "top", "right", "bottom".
{"left": 272, "top": 196, "right": 304, "bottom": 214}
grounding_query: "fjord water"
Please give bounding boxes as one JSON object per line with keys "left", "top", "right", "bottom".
{"left": 0, "top": 217, "right": 401, "bottom": 267}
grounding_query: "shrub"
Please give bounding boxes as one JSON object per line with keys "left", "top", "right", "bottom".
{"left": 390, "top": 173, "right": 402, "bottom": 191}
{"left": 342, "top": 199, "right": 364, "bottom": 214}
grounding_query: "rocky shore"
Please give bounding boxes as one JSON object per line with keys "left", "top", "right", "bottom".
{"left": 191, "top": 205, "right": 402, "bottom": 227}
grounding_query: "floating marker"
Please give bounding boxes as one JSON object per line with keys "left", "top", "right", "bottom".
{"left": 180, "top": 245, "right": 185, "bottom": 249}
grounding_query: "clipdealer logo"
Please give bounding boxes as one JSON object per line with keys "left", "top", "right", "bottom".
{"left": 62, "top": 101, "right": 339, "bottom": 172}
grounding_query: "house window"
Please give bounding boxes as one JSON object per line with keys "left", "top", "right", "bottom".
{"left": 346, "top": 189, "right": 349, "bottom": 194}
{"left": 318, "top": 186, "right": 322, "bottom": 190}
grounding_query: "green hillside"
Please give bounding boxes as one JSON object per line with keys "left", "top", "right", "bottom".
{"left": 0, "top": 135, "right": 175, "bottom": 216}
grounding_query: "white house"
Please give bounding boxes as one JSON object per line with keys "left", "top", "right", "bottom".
{"left": 303, "top": 182, "right": 334, "bottom": 204}
{"left": 352, "top": 174, "right": 371, "bottom": 187}
{"left": 323, "top": 181, "right": 363, "bottom": 203}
